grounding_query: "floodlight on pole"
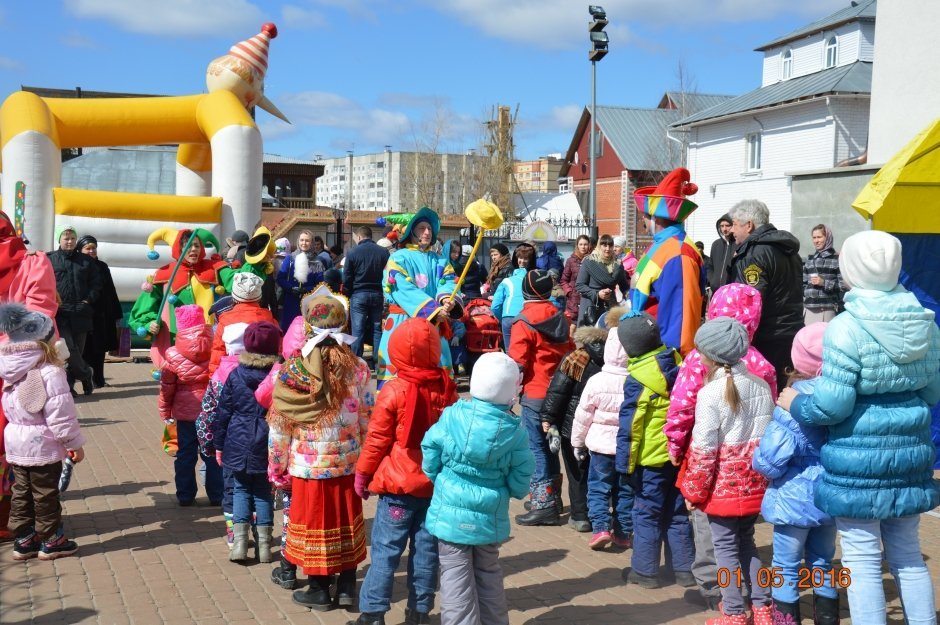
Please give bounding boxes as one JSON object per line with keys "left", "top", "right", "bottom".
{"left": 588, "top": 5, "right": 608, "bottom": 242}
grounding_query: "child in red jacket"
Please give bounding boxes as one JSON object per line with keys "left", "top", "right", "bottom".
{"left": 508, "top": 270, "right": 574, "bottom": 527}
{"left": 353, "top": 317, "right": 458, "bottom": 625}
{"left": 159, "top": 304, "right": 221, "bottom": 506}
{"left": 208, "top": 272, "right": 275, "bottom": 376}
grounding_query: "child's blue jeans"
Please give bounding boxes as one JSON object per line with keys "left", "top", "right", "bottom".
{"left": 771, "top": 522, "right": 837, "bottom": 603}
{"left": 175, "top": 420, "right": 223, "bottom": 504}
{"left": 232, "top": 471, "right": 273, "bottom": 526}
{"left": 586, "top": 452, "right": 633, "bottom": 536}
{"left": 359, "top": 494, "right": 438, "bottom": 615}
{"left": 837, "top": 515, "right": 935, "bottom": 625}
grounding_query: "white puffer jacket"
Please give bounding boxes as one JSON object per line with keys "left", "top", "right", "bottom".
{"left": 571, "top": 329, "right": 628, "bottom": 455}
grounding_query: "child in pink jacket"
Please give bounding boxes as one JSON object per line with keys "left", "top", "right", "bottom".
{"left": 0, "top": 303, "right": 85, "bottom": 561}
{"left": 159, "top": 304, "right": 219, "bottom": 507}
{"left": 570, "top": 328, "right": 633, "bottom": 551}
{"left": 664, "top": 282, "right": 777, "bottom": 609}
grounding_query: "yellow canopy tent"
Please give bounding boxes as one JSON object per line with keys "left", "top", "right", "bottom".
{"left": 852, "top": 117, "right": 940, "bottom": 232}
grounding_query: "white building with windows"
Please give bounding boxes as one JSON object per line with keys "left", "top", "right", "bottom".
{"left": 314, "top": 149, "right": 493, "bottom": 214}
{"left": 674, "top": 0, "right": 875, "bottom": 245}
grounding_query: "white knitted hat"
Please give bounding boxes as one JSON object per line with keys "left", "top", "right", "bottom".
{"left": 839, "top": 230, "right": 902, "bottom": 291}
{"left": 231, "top": 272, "right": 263, "bottom": 303}
{"left": 470, "top": 352, "right": 522, "bottom": 406}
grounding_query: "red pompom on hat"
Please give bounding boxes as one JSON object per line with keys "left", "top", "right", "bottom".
{"left": 634, "top": 167, "right": 699, "bottom": 222}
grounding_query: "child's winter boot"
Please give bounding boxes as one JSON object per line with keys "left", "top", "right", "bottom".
{"left": 515, "top": 479, "right": 561, "bottom": 526}
{"left": 37, "top": 526, "right": 78, "bottom": 561}
{"left": 813, "top": 594, "right": 840, "bottom": 625}
{"left": 751, "top": 603, "right": 773, "bottom": 625}
{"left": 223, "top": 513, "right": 235, "bottom": 548}
{"left": 256, "top": 525, "right": 273, "bottom": 563}
{"left": 404, "top": 608, "right": 430, "bottom": 624}
{"left": 705, "top": 604, "right": 751, "bottom": 625}
{"left": 335, "top": 568, "right": 356, "bottom": 607}
{"left": 551, "top": 474, "right": 564, "bottom": 515}
{"left": 772, "top": 600, "right": 801, "bottom": 625}
{"left": 229, "top": 523, "right": 250, "bottom": 562}
{"left": 12, "top": 528, "right": 41, "bottom": 560}
{"left": 271, "top": 561, "right": 298, "bottom": 589}
{"left": 293, "top": 575, "right": 333, "bottom": 611}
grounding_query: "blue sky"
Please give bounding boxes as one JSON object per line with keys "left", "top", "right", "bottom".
{"left": 0, "top": 0, "right": 849, "bottom": 161}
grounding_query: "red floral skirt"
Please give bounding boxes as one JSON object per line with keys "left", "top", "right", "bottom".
{"left": 283, "top": 474, "right": 366, "bottom": 575}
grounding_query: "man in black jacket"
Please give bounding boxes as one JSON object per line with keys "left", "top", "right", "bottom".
{"left": 49, "top": 226, "right": 102, "bottom": 395}
{"left": 343, "top": 225, "right": 390, "bottom": 368}
{"left": 708, "top": 214, "right": 735, "bottom": 292}
{"left": 728, "top": 200, "right": 803, "bottom": 391}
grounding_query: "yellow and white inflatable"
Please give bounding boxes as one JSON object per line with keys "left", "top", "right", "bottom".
{"left": 0, "top": 23, "right": 289, "bottom": 300}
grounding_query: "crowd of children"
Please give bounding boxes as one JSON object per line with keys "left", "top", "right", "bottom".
{"left": 3, "top": 229, "right": 940, "bottom": 625}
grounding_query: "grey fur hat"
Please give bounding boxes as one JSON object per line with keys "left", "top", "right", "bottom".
{"left": 694, "top": 317, "right": 749, "bottom": 366}
{"left": 0, "top": 302, "right": 55, "bottom": 343}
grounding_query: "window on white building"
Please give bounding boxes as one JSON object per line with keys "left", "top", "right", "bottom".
{"left": 746, "top": 133, "right": 762, "bottom": 171}
{"left": 825, "top": 36, "right": 838, "bottom": 68}
{"left": 782, "top": 49, "right": 793, "bottom": 80}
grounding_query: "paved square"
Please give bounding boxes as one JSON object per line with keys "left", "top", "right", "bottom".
{"left": 1, "top": 361, "right": 937, "bottom": 624}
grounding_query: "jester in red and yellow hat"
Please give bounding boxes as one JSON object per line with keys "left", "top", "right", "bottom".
{"left": 128, "top": 227, "right": 270, "bottom": 369}
{"left": 630, "top": 167, "right": 706, "bottom": 356}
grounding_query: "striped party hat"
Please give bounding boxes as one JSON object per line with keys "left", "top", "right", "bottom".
{"left": 228, "top": 23, "right": 278, "bottom": 80}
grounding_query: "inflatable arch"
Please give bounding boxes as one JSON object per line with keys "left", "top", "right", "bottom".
{"left": 0, "top": 23, "right": 288, "bottom": 300}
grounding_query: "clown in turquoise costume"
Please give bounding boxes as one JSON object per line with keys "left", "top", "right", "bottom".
{"left": 377, "top": 207, "right": 464, "bottom": 387}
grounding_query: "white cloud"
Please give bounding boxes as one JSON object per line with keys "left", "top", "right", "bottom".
{"left": 426, "top": 0, "right": 851, "bottom": 49}
{"left": 60, "top": 32, "right": 101, "bottom": 49}
{"left": 0, "top": 56, "right": 22, "bottom": 71}
{"left": 281, "top": 4, "right": 327, "bottom": 29}
{"left": 376, "top": 93, "right": 449, "bottom": 109}
{"left": 64, "top": 0, "right": 264, "bottom": 37}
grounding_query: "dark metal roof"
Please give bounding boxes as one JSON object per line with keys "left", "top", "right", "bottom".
{"left": 755, "top": 0, "right": 876, "bottom": 51}
{"left": 674, "top": 61, "right": 872, "bottom": 127}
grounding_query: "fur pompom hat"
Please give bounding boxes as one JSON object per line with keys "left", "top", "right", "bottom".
{"left": 174, "top": 304, "right": 205, "bottom": 331}
{"left": 0, "top": 302, "right": 55, "bottom": 343}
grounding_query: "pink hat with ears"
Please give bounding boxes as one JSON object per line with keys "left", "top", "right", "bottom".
{"left": 791, "top": 322, "right": 828, "bottom": 377}
{"left": 174, "top": 304, "right": 205, "bottom": 331}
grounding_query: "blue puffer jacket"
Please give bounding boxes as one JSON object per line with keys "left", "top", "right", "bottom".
{"left": 753, "top": 378, "right": 831, "bottom": 528}
{"left": 214, "top": 353, "right": 277, "bottom": 474}
{"left": 790, "top": 286, "right": 940, "bottom": 519}
{"left": 421, "top": 397, "right": 534, "bottom": 545}
{"left": 491, "top": 268, "right": 526, "bottom": 320}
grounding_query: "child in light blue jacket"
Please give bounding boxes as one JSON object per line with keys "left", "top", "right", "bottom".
{"left": 421, "top": 352, "right": 534, "bottom": 625}
{"left": 753, "top": 322, "right": 836, "bottom": 625}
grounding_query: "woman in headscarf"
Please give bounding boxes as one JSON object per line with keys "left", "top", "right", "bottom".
{"left": 803, "top": 224, "right": 845, "bottom": 323}
{"left": 575, "top": 234, "right": 629, "bottom": 327}
{"left": 276, "top": 230, "right": 325, "bottom": 331}
{"left": 484, "top": 243, "right": 513, "bottom": 296}
{"left": 77, "top": 235, "right": 124, "bottom": 388}
{"left": 377, "top": 207, "right": 463, "bottom": 388}
{"left": 0, "top": 211, "right": 58, "bottom": 541}
{"left": 561, "top": 235, "right": 592, "bottom": 326}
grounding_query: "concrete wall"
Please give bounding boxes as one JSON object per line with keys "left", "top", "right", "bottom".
{"left": 868, "top": 0, "right": 940, "bottom": 163}
{"left": 788, "top": 164, "right": 877, "bottom": 253}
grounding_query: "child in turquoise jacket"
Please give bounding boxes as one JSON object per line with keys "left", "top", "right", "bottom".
{"left": 421, "top": 352, "right": 534, "bottom": 625}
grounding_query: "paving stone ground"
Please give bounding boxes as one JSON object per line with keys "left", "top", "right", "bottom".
{"left": 2, "top": 360, "right": 939, "bottom": 624}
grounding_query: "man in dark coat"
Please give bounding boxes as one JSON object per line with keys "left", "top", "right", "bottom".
{"left": 708, "top": 214, "right": 735, "bottom": 292}
{"left": 728, "top": 199, "right": 803, "bottom": 391}
{"left": 343, "top": 225, "right": 390, "bottom": 366}
{"left": 49, "top": 226, "right": 102, "bottom": 395}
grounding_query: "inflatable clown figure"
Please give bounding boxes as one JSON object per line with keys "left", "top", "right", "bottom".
{"left": 377, "top": 207, "right": 464, "bottom": 387}
{"left": 128, "top": 227, "right": 266, "bottom": 370}
{"left": 630, "top": 167, "right": 706, "bottom": 356}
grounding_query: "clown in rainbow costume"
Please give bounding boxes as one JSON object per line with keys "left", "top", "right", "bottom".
{"left": 128, "top": 227, "right": 270, "bottom": 369}
{"left": 377, "top": 207, "right": 464, "bottom": 387}
{"left": 630, "top": 168, "right": 706, "bottom": 356}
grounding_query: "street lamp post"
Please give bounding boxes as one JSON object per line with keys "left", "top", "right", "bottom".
{"left": 589, "top": 5, "right": 608, "bottom": 243}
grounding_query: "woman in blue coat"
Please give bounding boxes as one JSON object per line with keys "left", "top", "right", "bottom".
{"left": 778, "top": 231, "right": 940, "bottom": 625}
